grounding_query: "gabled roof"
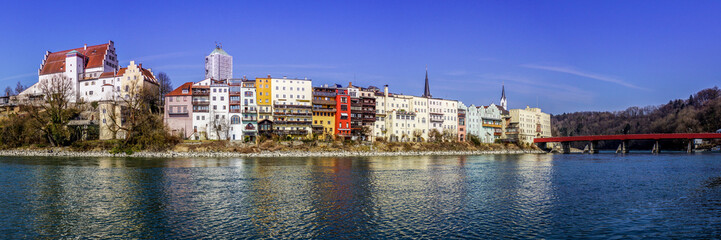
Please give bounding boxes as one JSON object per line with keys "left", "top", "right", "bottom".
{"left": 166, "top": 82, "right": 194, "bottom": 97}
{"left": 39, "top": 43, "right": 110, "bottom": 75}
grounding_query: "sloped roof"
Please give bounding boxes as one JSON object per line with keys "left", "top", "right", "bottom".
{"left": 39, "top": 43, "right": 110, "bottom": 75}
{"left": 166, "top": 82, "right": 194, "bottom": 97}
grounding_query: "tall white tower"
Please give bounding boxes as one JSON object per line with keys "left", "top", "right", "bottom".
{"left": 205, "top": 44, "right": 233, "bottom": 80}
{"left": 500, "top": 83, "right": 507, "bottom": 110}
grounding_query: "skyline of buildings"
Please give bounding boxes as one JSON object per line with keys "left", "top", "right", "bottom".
{"left": 0, "top": 40, "right": 551, "bottom": 144}
{"left": 163, "top": 44, "right": 552, "bottom": 143}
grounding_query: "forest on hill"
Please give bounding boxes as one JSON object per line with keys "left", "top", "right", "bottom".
{"left": 551, "top": 87, "right": 721, "bottom": 150}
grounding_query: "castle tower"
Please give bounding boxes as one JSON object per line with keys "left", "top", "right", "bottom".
{"left": 205, "top": 44, "right": 233, "bottom": 80}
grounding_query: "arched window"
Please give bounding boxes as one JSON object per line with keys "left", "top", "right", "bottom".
{"left": 231, "top": 115, "right": 241, "bottom": 124}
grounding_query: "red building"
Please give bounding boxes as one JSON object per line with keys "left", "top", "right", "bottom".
{"left": 335, "top": 88, "right": 351, "bottom": 137}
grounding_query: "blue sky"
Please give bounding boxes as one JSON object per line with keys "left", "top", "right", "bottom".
{"left": 1, "top": 0, "right": 721, "bottom": 114}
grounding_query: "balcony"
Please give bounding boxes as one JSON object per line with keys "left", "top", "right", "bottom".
{"left": 430, "top": 118, "right": 444, "bottom": 123}
{"left": 192, "top": 100, "right": 210, "bottom": 105}
{"left": 243, "top": 109, "right": 257, "bottom": 113}
{"left": 482, "top": 123, "right": 502, "bottom": 128}
{"left": 192, "top": 90, "right": 209, "bottom": 96}
{"left": 168, "top": 112, "right": 189, "bottom": 116}
{"left": 313, "top": 91, "right": 336, "bottom": 97}
{"left": 312, "top": 99, "right": 336, "bottom": 105}
{"left": 494, "top": 132, "right": 502, "bottom": 136}
{"left": 229, "top": 109, "right": 241, "bottom": 113}
{"left": 258, "top": 109, "right": 272, "bottom": 114}
{"left": 274, "top": 120, "right": 312, "bottom": 125}
{"left": 229, "top": 91, "right": 241, "bottom": 95}
{"left": 229, "top": 100, "right": 241, "bottom": 105}
{"left": 274, "top": 112, "right": 312, "bottom": 116}
{"left": 242, "top": 117, "right": 257, "bottom": 121}
{"left": 193, "top": 109, "right": 209, "bottom": 113}
{"left": 273, "top": 104, "right": 312, "bottom": 109}
{"left": 313, "top": 107, "right": 335, "bottom": 113}
{"left": 273, "top": 130, "right": 308, "bottom": 136}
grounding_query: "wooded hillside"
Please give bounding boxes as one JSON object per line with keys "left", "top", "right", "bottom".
{"left": 552, "top": 87, "right": 721, "bottom": 149}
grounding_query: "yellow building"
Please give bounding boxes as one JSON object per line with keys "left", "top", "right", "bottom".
{"left": 312, "top": 86, "right": 337, "bottom": 140}
{"left": 120, "top": 61, "right": 159, "bottom": 98}
{"left": 255, "top": 75, "right": 272, "bottom": 121}
{"left": 505, "top": 106, "right": 552, "bottom": 144}
{"left": 100, "top": 61, "right": 159, "bottom": 140}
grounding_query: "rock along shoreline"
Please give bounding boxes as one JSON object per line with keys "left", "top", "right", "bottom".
{"left": 0, "top": 149, "right": 548, "bottom": 158}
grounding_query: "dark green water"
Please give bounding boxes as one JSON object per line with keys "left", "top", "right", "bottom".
{"left": 1, "top": 154, "right": 721, "bottom": 239}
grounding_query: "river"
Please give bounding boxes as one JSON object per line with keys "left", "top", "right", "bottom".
{"left": 1, "top": 153, "right": 720, "bottom": 239}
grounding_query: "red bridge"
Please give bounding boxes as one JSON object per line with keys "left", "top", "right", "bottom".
{"left": 533, "top": 133, "right": 721, "bottom": 153}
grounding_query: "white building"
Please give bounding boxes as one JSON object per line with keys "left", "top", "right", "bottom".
{"left": 271, "top": 77, "right": 313, "bottom": 138}
{"left": 208, "top": 80, "right": 230, "bottom": 140}
{"left": 506, "top": 106, "right": 552, "bottom": 144}
{"left": 22, "top": 41, "right": 119, "bottom": 103}
{"left": 205, "top": 46, "right": 232, "bottom": 80}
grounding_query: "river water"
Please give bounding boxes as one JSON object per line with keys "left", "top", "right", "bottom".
{"left": 1, "top": 153, "right": 720, "bottom": 239}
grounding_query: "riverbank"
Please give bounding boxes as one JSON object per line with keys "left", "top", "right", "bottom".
{"left": 0, "top": 149, "right": 547, "bottom": 158}
{"left": 0, "top": 140, "right": 547, "bottom": 158}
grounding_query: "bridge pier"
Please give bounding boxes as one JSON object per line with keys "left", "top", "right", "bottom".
{"left": 687, "top": 139, "right": 694, "bottom": 153}
{"left": 590, "top": 140, "right": 598, "bottom": 154}
{"left": 616, "top": 140, "right": 629, "bottom": 154}
{"left": 652, "top": 140, "right": 660, "bottom": 154}
{"left": 562, "top": 142, "right": 571, "bottom": 154}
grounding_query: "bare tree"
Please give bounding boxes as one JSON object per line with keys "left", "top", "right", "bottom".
{"left": 442, "top": 129, "right": 455, "bottom": 142}
{"left": 429, "top": 129, "right": 442, "bottom": 142}
{"left": 4, "top": 87, "right": 12, "bottom": 97}
{"left": 413, "top": 129, "right": 423, "bottom": 142}
{"left": 157, "top": 72, "right": 173, "bottom": 105}
{"left": 15, "top": 81, "right": 26, "bottom": 95}
{"left": 209, "top": 106, "right": 229, "bottom": 140}
{"left": 24, "top": 75, "right": 80, "bottom": 146}
{"left": 105, "top": 80, "right": 159, "bottom": 143}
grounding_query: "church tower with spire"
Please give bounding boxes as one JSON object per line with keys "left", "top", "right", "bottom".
{"left": 500, "top": 83, "right": 507, "bottom": 110}
{"left": 422, "top": 66, "right": 432, "bottom": 98}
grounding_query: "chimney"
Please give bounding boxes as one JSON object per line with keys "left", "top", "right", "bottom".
{"left": 384, "top": 85, "right": 388, "bottom": 98}
{"left": 348, "top": 82, "right": 353, "bottom": 88}
{"left": 84, "top": 44, "right": 87, "bottom": 50}
{"left": 267, "top": 74, "right": 271, "bottom": 78}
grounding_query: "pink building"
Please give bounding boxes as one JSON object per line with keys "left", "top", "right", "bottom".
{"left": 165, "top": 82, "right": 194, "bottom": 138}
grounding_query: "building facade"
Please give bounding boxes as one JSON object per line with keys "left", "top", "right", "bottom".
{"left": 312, "top": 85, "right": 338, "bottom": 140}
{"left": 205, "top": 46, "right": 232, "bottom": 80}
{"left": 506, "top": 106, "right": 552, "bottom": 144}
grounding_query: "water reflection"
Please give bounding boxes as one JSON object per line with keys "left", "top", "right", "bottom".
{"left": 1, "top": 154, "right": 721, "bottom": 238}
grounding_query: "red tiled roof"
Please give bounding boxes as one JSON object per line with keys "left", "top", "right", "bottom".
{"left": 166, "top": 82, "right": 194, "bottom": 96}
{"left": 39, "top": 43, "right": 110, "bottom": 75}
{"left": 99, "top": 71, "right": 116, "bottom": 78}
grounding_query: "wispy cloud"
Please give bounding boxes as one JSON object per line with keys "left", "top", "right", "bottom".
{"left": 0, "top": 72, "right": 35, "bottom": 81}
{"left": 480, "top": 73, "right": 595, "bottom": 103}
{"left": 121, "top": 51, "right": 196, "bottom": 63}
{"left": 153, "top": 64, "right": 203, "bottom": 70}
{"left": 236, "top": 64, "right": 336, "bottom": 69}
{"left": 521, "top": 64, "right": 648, "bottom": 91}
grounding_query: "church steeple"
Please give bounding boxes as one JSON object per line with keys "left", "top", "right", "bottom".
{"left": 422, "top": 65, "right": 431, "bottom": 98}
{"left": 500, "top": 83, "right": 507, "bottom": 110}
